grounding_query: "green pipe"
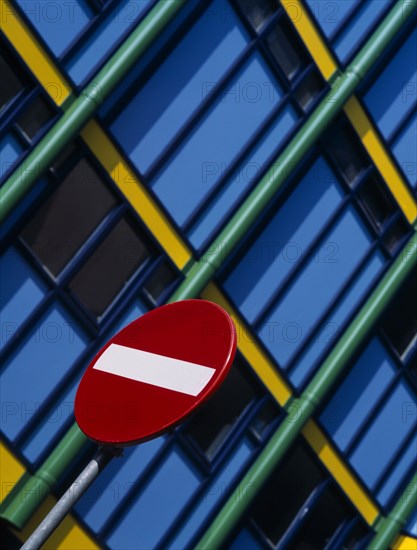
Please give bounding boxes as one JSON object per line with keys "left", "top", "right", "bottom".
{"left": 170, "top": 0, "right": 417, "bottom": 301}
{"left": 0, "top": 424, "right": 87, "bottom": 528}
{"left": 0, "top": 0, "right": 187, "bottom": 224}
{"left": 197, "top": 229, "right": 417, "bottom": 549}
{"left": 367, "top": 473, "right": 417, "bottom": 550}
{"left": 1, "top": 0, "right": 415, "bottom": 532}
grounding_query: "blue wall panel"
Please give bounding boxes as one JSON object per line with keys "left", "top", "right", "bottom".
{"left": 75, "top": 436, "right": 166, "bottom": 533}
{"left": 290, "top": 250, "right": 385, "bottom": 387}
{"left": 19, "top": 0, "right": 94, "bottom": 57}
{"left": 350, "top": 379, "right": 417, "bottom": 491}
{"left": 110, "top": 0, "right": 249, "bottom": 174}
{"left": 188, "top": 105, "right": 298, "bottom": 249}
{"left": 151, "top": 53, "right": 283, "bottom": 228}
{"left": 223, "top": 157, "right": 344, "bottom": 324}
{"left": 0, "top": 303, "right": 88, "bottom": 440}
{"left": 168, "top": 439, "right": 254, "bottom": 549}
{"left": 260, "top": 206, "right": 372, "bottom": 369}
{"left": 320, "top": 338, "right": 396, "bottom": 452}
{"left": 67, "top": 0, "right": 151, "bottom": 85}
{"left": 0, "top": 133, "right": 24, "bottom": 179}
{"left": 0, "top": 247, "right": 47, "bottom": 351}
{"left": 107, "top": 448, "right": 200, "bottom": 549}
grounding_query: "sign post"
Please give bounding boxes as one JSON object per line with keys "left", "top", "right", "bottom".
{"left": 21, "top": 300, "right": 236, "bottom": 549}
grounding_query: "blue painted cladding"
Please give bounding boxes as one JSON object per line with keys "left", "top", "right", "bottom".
{"left": 320, "top": 338, "right": 396, "bottom": 452}
{"left": 110, "top": 0, "right": 249, "bottom": 174}
{"left": 151, "top": 52, "right": 283, "bottom": 228}
{"left": 260, "top": 205, "right": 372, "bottom": 368}
{"left": 107, "top": 448, "right": 200, "bottom": 549}
{"left": 290, "top": 250, "right": 385, "bottom": 387}
{"left": 0, "top": 304, "right": 88, "bottom": 440}
{"left": 0, "top": 247, "right": 47, "bottom": 351}
{"left": 168, "top": 439, "right": 253, "bottom": 549}
{"left": 350, "top": 379, "right": 417, "bottom": 489}
{"left": 75, "top": 436, "right": 166, "bottom": 533}
{"left": 66, "top": 0, "right": 151, "bottom": 85}
{"left": 0, "top": 133, "right": 24, "bottom": 179}
{"left": 223, "top": 157, "right": 344, "bottom": 324}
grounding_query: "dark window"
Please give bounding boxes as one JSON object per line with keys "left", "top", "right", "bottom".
{"left": 236, "top": 0, "right": 279, "bottom": 31}
{"left": 0, "top": 50, "right": 26, "bottom": 111}
{"left": 183, "top": 355, "right": 257, "bottom": 459}
{"left": 16, "top": 96, "right": 55, "bottom": 140}
{"left": 340, "top": 520, "right": 371, "bottom": 550}
{"left": 382, "top": 217, "right": 409, "bottom": 254}
{"left": 250, "top": 399, "right": 280, "bottom": 439}
{"left": 21, "top": 158, "right": 117, "bottom": 275}
{"left": 250, "top": 442, "right": 325, "bottom": 545}
{"left": 357, "top": 176, "right": 395, "bottom": 228}
{"left": 294, "top": 69, "right": 325, "bottom": 111}
{"left": 382, "top": 271, "right": 417, "bottom": 359}
{"left": 142, "top": 262, "right": 178, "bottom": 304}
{"left": 265, "top": 16, "right": 307, "bottom": 80}
{"left": 69, "top": 216, "right": 151, "bottom": 317}
{"left": 290, "top": 485, "right": 355, "bottom": 549}
{"left": 326, "top": 123, "right": 370, "bottom": 185}
{"left": 50, "top": 143, "right": 78, "bottom": 174}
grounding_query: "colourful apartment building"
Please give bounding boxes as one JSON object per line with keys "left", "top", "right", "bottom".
{"left": 0, "top": 0, "right": 416, "bottom": 548}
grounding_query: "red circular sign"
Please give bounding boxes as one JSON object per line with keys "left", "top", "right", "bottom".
{"left": 75, "top": 300, "right": 236, "bottom": 446}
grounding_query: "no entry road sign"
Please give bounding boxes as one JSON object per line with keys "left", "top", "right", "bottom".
{"left": 75, "top": 299, "right": 236, "bottom": 446}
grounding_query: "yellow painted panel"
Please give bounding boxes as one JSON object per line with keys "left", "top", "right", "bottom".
{"left": 81, "top": 120, "right": 192, "bottom": 270}
{"left": 202, "top": 283, "right": 292, "bottom": 406}
{"left": 0, "top": 441, "right": 25, "bottom": 504}
{"left": 280, "top": 0, "right": 338, "bottom": 80}
{"left": 303, "top": 421, "right": 380, "bottom": 525}
{"left": 13, "top": 495, "right": 100, "bottom": 549}
{"left": 0, "top": 0, "right": 71, "bottom": 105}
{"left": 345, "top": 97, "right": 417, "bottom": 223}
{"left": 392, "top": 535, "right": 417, "bottom": 549}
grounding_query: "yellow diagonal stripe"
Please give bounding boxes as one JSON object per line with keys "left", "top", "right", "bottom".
{"left": 81, "top": 120, "right": 192, "bottom": 270}
{"left": 280, "top": 0, "right": 338, "bottom": 80}
{"left": 0, "top": 441, "right": 99, "bottom": 549}
{"left": 345, "top": 97, "right": 417, "bottom": 223}
{"left": 0, "top": 0, "right": 71, "bottom": 105}
{"left": 12, "top": 495, "right": 100, "bottom": 549}
{"left": 302, "top": 421, "right": 380, "bottom": 525}
{"left": 202, "top": 283, "right": 292, "bottom": 406}
{"left": 0, "top": 441, "right": 25, "bottom": 504}
{"left": 392, "top": 535, "right": 417, "bottom": 549}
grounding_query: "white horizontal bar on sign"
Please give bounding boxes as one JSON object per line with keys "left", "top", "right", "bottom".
{"left": 93, "top": 343, "right": 216, "bottom": 396}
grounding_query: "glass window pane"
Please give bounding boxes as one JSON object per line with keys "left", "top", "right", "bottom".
{"left": 183, "top": 356, "right": 257, "bottom": 459}
{"left": 357, "top": 176, "right": 395, "bottom": 228}
{"left": 21, "top": 158, "right": 117, "bottom": 275}
{"left": 290, "top": 485, "right": 355, "bottom": 548}
{"left": 382, "top": 271, "right": 417, "bottom": 359}
{"left": 237, "top": 0, "right": 280, "bottom": 31}
{"left": 251, "top": 443, "right": 325, "bottom": 544}
{"left": 0, "top": 51, "right": 26, "bottom": 112}
{"left": 326, "top": 122, "right": 370, "bottom": 186}
{"left": 69, "top": 217, "right": 151, "bottom": 317}
{"left": 265, "top": 17, "right": 306, "bottom": 80}
{"left": 294, "top": 69, "right": 325, "bottom": 111}
{"left": 382, "top": 217, "right": 410, "bottom": 255}
{"left": 142, "top": 262, "right": 178, "bottom": 304}
{"left": 16, "top": 96, "right": 55, "bottom": 140}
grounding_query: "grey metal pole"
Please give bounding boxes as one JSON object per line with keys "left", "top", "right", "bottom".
{"left": 21, "top": 447, "right": 118, "bottom": 550}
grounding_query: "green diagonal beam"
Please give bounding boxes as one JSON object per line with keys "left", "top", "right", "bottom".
{"left": 367, "top": 472, "right": 417, "bottom": 550}
{"left": 0, "top": 0, "right": 187, "bottom": 223}
{"left": 1, "top": 0, "right": 415, "bottom": 533}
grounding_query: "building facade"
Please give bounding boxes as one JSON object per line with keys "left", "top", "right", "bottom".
{"left": 0, "top": 0, "right": 416, "bottom": 548}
